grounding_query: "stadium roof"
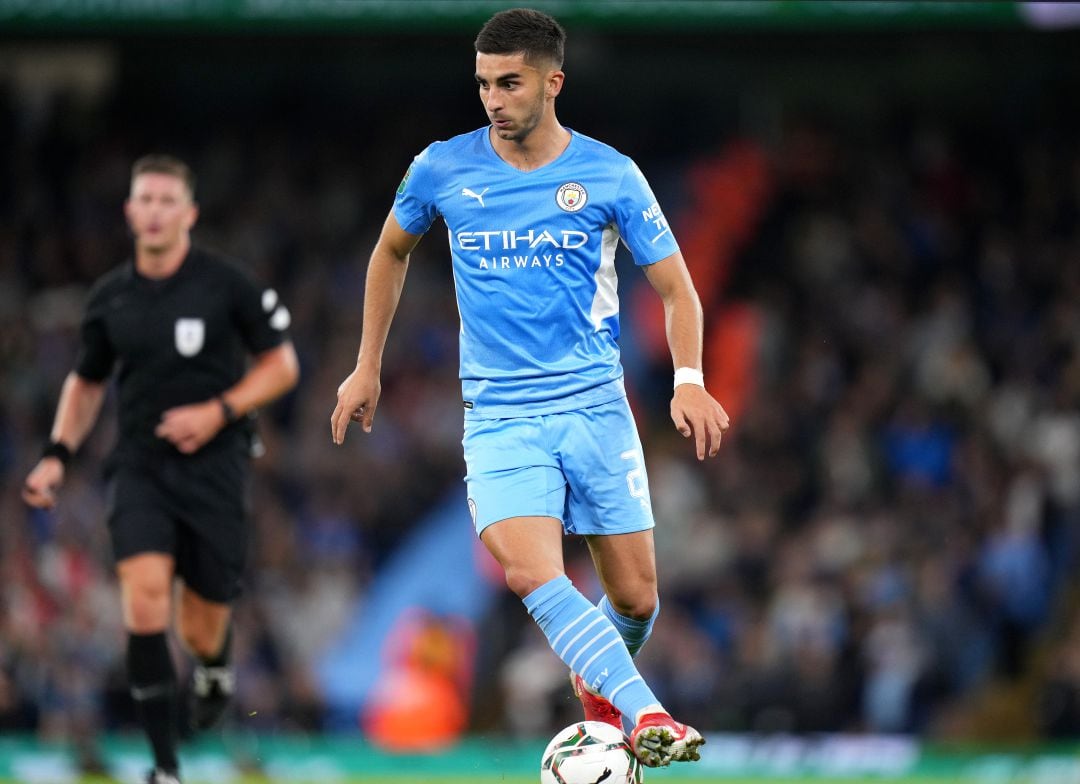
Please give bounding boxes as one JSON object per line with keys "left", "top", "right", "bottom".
{"left": 1, "top": 0, "right": 1076, "bottom": 36}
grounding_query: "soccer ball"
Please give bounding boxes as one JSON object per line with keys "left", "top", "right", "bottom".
{"left": 540, "top": 720, "right": 643, "bottom": 784}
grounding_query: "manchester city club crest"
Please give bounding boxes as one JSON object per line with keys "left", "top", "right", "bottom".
{"left": 174, "top": 318, "right": 205, "bottom": 357}
{"left": 556, "top": 182, "right": 588, "bottom": 212}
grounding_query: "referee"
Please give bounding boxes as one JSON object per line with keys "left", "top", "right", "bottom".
{"left": 23, "top": 155, "right": 300, "bottom": 784}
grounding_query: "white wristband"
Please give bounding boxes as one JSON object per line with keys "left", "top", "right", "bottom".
{"left": 673, "top": 367, "right": 705, "bottom": 390}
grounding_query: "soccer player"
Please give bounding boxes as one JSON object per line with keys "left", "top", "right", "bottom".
{"left": 330, "top": 8, "right": 727, "bottom": 767}
{"left": 22, "top": 155, "right": 300, "bottom": 784}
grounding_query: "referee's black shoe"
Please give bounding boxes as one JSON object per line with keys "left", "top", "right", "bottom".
{"left": 189, "top": 664, "right": 235, "bottom": 730}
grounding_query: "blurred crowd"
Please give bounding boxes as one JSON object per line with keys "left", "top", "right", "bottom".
{"left": 1, "top": 35, "right": 1079, "bottom": 755}
{"left": 643, "top": 119, "right": 1080, "bottom": 738}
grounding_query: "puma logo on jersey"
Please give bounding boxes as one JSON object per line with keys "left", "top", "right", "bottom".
{"left": 462, "top": 187, "right": 489, "bottom": 207}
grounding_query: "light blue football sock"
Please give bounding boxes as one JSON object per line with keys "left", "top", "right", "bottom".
{"left": 599, "top": 594, "right": 658, "bottom": 658}
{"left": 524, "top": 575, "right": 661, "bottom": 723}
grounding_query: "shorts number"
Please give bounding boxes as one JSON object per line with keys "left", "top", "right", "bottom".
{"left": 621, "top": 450, "right": 649, "bottom": 510}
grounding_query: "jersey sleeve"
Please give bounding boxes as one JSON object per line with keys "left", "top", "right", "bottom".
{"left": 392, "top": 144, "right": 440, "bottom": 236}
{"left": 74, "top": 292, "right": 116, "bottom": 382}
{"left": 612, "top": 159, "right": 680, "bottom": 266}
{"left": 229, "top": 262, "right": 289, "bottom": 355}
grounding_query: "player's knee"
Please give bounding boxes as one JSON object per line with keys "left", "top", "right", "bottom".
{"left": 503, "top": 564, "right": 562, "bottom": 599}
{"left": 609, "top": 592, "right": 658, "bottom": 621}
{"left": 631, "top": 595, "right": 659, "bottom": 621}
{"left": 504, "top": 569, "right": 541, "bottom": 598}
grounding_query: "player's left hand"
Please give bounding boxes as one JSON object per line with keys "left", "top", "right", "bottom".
{"left": 671, "top": 385, "right": 730, "bottom": 461}
{"left": 155, "top": 400, "right": 225, "bottom": 454}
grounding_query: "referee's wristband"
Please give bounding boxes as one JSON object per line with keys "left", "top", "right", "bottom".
{"left": 217, "top": 396, "right": 240, "bottom": 425}
{"left": 42, "top": 440, "right": 72, "bottom": 466}
{"left": 673, "top": 367, "right": 705, "bottom": 390}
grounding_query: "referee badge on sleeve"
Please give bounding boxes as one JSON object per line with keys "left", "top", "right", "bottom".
{"left": 175, "top": 318, "right": 205, "bottom": 357}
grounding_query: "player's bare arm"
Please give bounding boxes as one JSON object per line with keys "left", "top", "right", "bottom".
{"left": 155, "top": 341, "right": 299, "bottom": 455}
{"left": 642, "top": 252, "right": 730, "bottom": 460}
{"left": 22, "top": 372, "right": 107, "bottom": 508}
{"left": 331, "top": 212, "right": 422, "bottom": 444}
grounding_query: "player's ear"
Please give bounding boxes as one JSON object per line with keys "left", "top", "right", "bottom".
{"left": 123, "top": 198, "right": 134, "bottom": 229}
{"left": 546, "top": 69, "right": 564, "bottom": 100}
{"left": 186, "top": 201, "right": 200, "bottom": 230}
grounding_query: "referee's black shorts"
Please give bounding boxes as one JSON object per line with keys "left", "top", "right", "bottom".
{"left": 105, "top": 445, "right": 251, "bottom": 603}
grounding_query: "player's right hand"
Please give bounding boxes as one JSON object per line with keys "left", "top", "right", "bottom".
{"left": 331, "top": 365, "right": 381, "bottom": 444}
{"left": 22, "top": 458, "right": 65, "bottom": 509}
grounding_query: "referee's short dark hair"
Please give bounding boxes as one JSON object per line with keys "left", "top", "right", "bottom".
{"left": 131, "top": 154, "right": 196, "bottom": 199}
{"left": 475, "top": 7, "right": 566, "bottom": 70}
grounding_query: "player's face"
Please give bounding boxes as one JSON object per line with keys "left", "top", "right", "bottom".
{"left": 476, "top": 52, "right": 559, "bottom": 143}
{"left": 124, "top": 173, "right": 197, "bottom": 254}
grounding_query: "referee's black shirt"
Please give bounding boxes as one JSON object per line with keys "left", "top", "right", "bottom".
{"left": 75, "top": 246, "right": 289, "bottom": 462}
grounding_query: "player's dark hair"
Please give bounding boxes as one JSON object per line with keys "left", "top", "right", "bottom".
{"left": 131, "top": 154, "right": 196, "bottom": 198}
{"left": 475, "top": 7, "right": 566, "bottom": 69}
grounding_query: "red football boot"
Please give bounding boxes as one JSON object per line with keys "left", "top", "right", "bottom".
{"left": 630, "top": 711, "right": 705, "bottom": 767}
{"left": 570, "top": 671, "right": 622, "bottom": 730}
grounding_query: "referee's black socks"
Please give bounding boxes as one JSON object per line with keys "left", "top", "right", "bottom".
{"left": 128, "top": 632, "right": 179, "bottom": 775}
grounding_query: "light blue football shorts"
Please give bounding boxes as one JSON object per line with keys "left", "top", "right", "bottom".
{"left": 462, "top": 397, "right": 656, "bottom": 536}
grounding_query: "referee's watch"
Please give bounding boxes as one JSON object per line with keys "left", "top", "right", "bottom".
{"left": 217, "top": 396, "right": 240, "bottom": 426}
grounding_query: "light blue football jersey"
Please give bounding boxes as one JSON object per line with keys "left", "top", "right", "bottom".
{"left": 394, "top": 127, "right": 679, "bottom": 418}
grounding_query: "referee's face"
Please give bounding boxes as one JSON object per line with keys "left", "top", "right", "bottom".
{"left": 125, "top": 173, "right": 198, "bottom": 255}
